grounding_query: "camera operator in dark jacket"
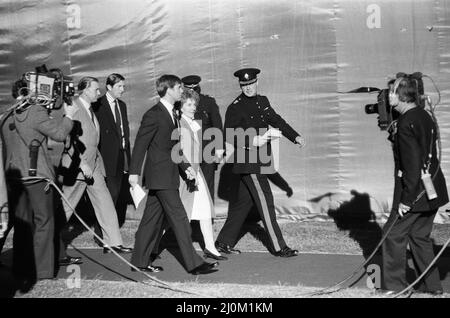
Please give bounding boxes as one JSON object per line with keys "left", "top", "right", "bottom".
{"left": 380, "top": 75, "right": 448, "bottom": 295}
{"left": 1, "top": 95, "right": 77, "bottom": 281}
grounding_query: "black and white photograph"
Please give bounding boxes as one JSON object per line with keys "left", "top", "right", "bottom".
{"left": 1, "top": 0, "right": 450, "bottom": 303}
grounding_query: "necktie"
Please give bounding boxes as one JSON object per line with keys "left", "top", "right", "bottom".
{"left": 114, "top": 100, "right": 123, "bottom": 143}
{"left": 172, "top": 108, "right": 179, "bottom": 128}
{"left": 89, "top": 106, "right": 96, "bottom": 127}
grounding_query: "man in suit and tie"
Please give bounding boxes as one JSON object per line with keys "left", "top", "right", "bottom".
{"left": 60, "top": 77, "right": 132, "bottom": 254}
{"left": 93, "top": 74, "right": 131, "bottom": 244}
{"left": 128, "top": 74, "right": 218, "bottom": 274}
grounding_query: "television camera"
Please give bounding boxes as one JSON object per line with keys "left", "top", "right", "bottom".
{"left": 13, "top": 64, "right": 75, "bottom": 111}
{"left": 363, "top": 72, "right": 426, "bottom": 131}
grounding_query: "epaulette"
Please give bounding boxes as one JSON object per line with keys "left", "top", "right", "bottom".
{"left": 232, "top": 97, "right": 241, "bottom": 105}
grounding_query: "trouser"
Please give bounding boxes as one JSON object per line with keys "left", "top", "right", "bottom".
{"left": 62, "top": 167, "right": 122, "bottom": 247}
{"left": 216, "top": 174, "right": 287, "bottom": 253}
{"left": 94, "top": 150, "right": 130, "bottom": 240}
{"left": 131, "top": 189, "right": 204, "bottom": 271}
{"left": 382, "top": 209, "right": 442, "bottom": 292}
{"left": 10, "top": 180, "right": 55, "bottom": 279}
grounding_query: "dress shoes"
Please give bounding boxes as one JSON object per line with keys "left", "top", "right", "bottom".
{"left": 204, "top": 249, "right": 228, "bottom": 261}
{"left": 190, "top": 262, "right": 219, "bottom": 275}
{"left": 275, "top": 246, "right": 299, "bottom": 258}
{"left": 131, "top": 265, "right": 163, "bottom": 273}
{"left": 103, "top": 245, "right": 133, "bottom": 254}
{"left": 215, "top": 241, "right": 241, "bottom": 254}
{"left": 59, "top": 256, "right": 83, "bottom": 266}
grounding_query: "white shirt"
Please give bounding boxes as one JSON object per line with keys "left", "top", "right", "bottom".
{"left": 160, "top": 98, "right": 175, "bottom": 125}
{"left": 106, "top": 92, "right": 126, "bottom": 148}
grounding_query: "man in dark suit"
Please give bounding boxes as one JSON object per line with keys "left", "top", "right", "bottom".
{"left": 380, "top": 75, "right": 448, "bottom": 295}
{"left": 128, "top": 74, "right": 218, "bottom": 274}
{"left": 181, "top": 75, "right": 223, "bottom": 202}
{"left": 215, "top": 68, "right": 305, "bottom": 257}
{"left": 93, "top": 74, "right": 131, "bottom": 242}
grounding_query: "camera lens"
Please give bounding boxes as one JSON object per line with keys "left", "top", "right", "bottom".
{"left": 365, "top": 103, "right": 378, "bottom": 114}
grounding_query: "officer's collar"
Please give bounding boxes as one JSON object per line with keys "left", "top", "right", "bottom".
{"left": 241, "top": 93, "right": 258, "bottom": 100}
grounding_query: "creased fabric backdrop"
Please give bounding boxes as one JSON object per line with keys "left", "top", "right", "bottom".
{"left": 1, "top": 0, "right": 450, "bottom": 221}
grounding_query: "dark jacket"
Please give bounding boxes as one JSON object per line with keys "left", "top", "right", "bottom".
{"left": 129, "top": 102, "right": 190, "bottom": 190}
{"left": 224, "top": 93, "right": 299, "bottom": 174}
{"left": 2, "top": 105, "right": 73, "bottom": 180}
{"left": 392, "top": 107, "right": 448, "bottom": 212}
{"left": 194, "top": 93, "right": 223, "bottom": 154}
{"left": 93, "top": 95, "right": 131, "bottom": 176}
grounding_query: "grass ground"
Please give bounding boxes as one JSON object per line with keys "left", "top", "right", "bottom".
{"left": 4, "top": 217, "right": 449, "bottom": 298}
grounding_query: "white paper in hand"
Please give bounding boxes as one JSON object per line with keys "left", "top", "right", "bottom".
{"left": 130, "top": 184, "right": 146, "bottom": 208}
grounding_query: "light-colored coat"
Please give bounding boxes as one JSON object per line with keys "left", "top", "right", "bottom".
{"left": 178, "top": 116, "right": 214, "bottom": 219}
{"left": 60, "top": 97, "right": 105, "bottom": 177}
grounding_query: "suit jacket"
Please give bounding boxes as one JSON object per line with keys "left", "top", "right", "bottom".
{"left": 129, "top": 102, "right": 190, "bottom": 190}
{"left": 2, "top": 105, "right": 73, "bottom": 180}
{"left": 224, "top": 93, "right": 300, "bottom": 174}
{"left": 60, "top": 97, "right": 106, "bottom": 179}
{"left": 392, "top": 107, "right": 448, "bottom": 212}
{"left": 194, "top": 93, "right": 223, "bottom": 154}
{"left": 93, "top": 95, "right": 131, "bottom": 176}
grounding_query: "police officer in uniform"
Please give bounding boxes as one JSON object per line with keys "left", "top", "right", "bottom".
{"left": 215, "top": 68, "right": 305, "bottom": 257}
{"left": 181, "top": 75, "right": 224, "bottom": 202}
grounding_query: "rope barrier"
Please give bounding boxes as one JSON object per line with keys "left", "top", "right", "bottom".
{"left": 22, "top": 177, "right": 210, "bottom": 297}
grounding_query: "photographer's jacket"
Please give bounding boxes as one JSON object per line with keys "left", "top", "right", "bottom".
{"left": 392, "top": 107, "right": 448, "bottom": 212}
{"left": 1, "top": 105, "right": 73, "bottom": 180}
{"left": 224, "top": 93, "right": 299, "bottom": 174}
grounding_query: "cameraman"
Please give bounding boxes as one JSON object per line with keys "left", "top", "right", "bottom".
{"left": 380, "top": 75, "right": 448, "bottom": 295}
{"left": 1, "top": 85, "right": 77, "bottom": 281}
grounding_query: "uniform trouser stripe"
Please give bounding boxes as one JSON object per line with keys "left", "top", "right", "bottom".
{"left": 249, "top": 174, "right": 281, "bottom": 251}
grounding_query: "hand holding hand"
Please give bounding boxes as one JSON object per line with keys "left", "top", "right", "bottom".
{"left": 185, "top": 167, "right": 196, "bottom": 180}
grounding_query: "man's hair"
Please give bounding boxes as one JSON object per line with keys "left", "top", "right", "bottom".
{"left": 180, "top": 89, "right": 200, "bottom": 107}
{"left": 11, "top": 75, "right": 27, "bottom": 99}
{"left": 395, "top": 76, "right": 419, "bottom": 104}
{"left": 78, "top": 76, "right": 99, "bottom": 92}
{"left": 106, "top": 73, "right": 125, "bottom": 89}
{"left": 156, "top": 74, "right": 181, "bottom": 97}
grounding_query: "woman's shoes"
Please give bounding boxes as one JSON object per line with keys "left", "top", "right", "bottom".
{"left": 204, "top": 248, "right": 228, "bottom": 261}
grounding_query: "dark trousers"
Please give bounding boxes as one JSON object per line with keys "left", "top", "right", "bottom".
{"left": 382, "top": 209, "right": 442, "bottom": 292}
{"left": 131, "top": 189, "right": 204, "bottom": 272}
{"left": 216, "top": 174, "right": 287, "bottom": 253}
{"left": 200, "top": 162, "right": 216, "bottom": 203}
{"left": 9, "top": 180, "right": 55, "bottom": 279}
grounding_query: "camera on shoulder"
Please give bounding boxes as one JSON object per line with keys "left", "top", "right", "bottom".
{"left": 18, "top": 64, "right": 75, "bottom": 110}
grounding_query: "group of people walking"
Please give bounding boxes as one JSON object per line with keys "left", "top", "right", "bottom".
{"left": 1, "top": 67, "right": 447, "bottom": 296}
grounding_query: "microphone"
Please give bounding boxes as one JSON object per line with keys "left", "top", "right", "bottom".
{"left": 29, "top": 139, "right": 40, "bottom": 176}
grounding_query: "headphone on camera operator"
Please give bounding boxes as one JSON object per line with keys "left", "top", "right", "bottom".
{"left": 388, "top": 72, "right": 441, "bottom": 211}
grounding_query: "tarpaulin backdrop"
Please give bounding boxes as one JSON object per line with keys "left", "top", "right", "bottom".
{"left": 1, "top": 0, "right": 450, "bottom": 220}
